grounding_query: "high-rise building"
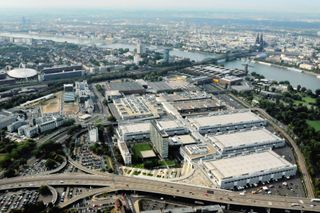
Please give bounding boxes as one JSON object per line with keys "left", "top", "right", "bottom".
{"left": 150, "top": 120, "right": 169, "bottom": 158}
{"left": 163, "top": 48, "right": 170, "bottom": 63}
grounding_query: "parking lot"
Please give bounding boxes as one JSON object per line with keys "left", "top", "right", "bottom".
{"left": 0, "top": 190, "right": 39, "bottom": 212}
{"left": 19, "top": 159, "right": 50, "bottom": 176}
{"left": 73, "top": 134, "right": 105, "bottom": 171}
{"left": 236, "top": 145, "right": 305, "bottom": 198}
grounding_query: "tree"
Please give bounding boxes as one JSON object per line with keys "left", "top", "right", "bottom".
{"left": 38, "top": 185, "right": 51, "bottom": 196}
{"left": 45, "top": 159, "right": 56, "bottom": 170}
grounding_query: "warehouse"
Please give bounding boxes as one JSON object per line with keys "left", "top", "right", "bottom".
{"left": 172, "top": 99, "right": 226, "bottom": 114}
{"left": 113, "top": 95, "right": 165, "bottom": 120}
{"left": 156, "top": 119, "right": 189, "bottom": 136}
{"left": 207, "top": 128, "right": 285, "bottom": 156}
{"left": 117, "top": 122, "right": 150, "bottom": 142}
{"left": 203, "top": 150, "right": 297, "bottom": 189}
{"left": 106, "top": 81, "right": 145, "bottom": 95}
{"left": 188, "top": 111, "right": 266, "bottom": 135}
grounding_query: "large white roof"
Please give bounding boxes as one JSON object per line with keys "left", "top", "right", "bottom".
{"left": 7, "top": 68, "right": 38, "bottom": 79}
{"left": 119, "top": 122, "right": 150, "bottom": 134}
{"left": 208, "top": 128, "right": 283, "bottom": 150}
{"left": 204, "top": 150, "right": 295, "bottom": 180}
{"left": 189, "top": 111, "right": 264, "bottom": 128}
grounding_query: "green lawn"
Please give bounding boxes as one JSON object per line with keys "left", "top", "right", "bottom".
{"left": 0, "top": 153, "right": 6, "bottom": 161}
{"left": 132, "top": 143, "right": 153, "bottom": 158}
{"left": 159, "top": 160, "right": 178, "bottom": 168}
{"left": 294, "top": 96, "right": 316, "bottom": 107}
{"left": 307, "top": 120, "right": 320, "bottom": 132}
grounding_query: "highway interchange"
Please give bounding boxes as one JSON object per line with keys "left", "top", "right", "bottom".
{"left": 0, "top": 173, "right": 319, "bottom": 211}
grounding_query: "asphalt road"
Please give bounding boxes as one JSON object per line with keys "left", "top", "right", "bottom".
{"left": 0, "top": 173, "right": 318, "bottom": 212}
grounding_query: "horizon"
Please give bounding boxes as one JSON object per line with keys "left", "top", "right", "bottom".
{"left": 0, "top": 0, "right": 319, "bottom": 15}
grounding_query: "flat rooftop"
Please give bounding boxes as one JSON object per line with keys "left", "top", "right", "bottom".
{"left": 119, "top": 122, "right": 150, "bottom": 134}
{"left": 140, "top": 150, "right": 156, "bottom": 159}
{"left": 189, "top": 111, "right": 264, "bottom": 128}
{"left": 183, "top": 144, "right": 217, "bottom": 160}
{"left": 172, "top": 99, "right": 221, "bottom": 111}
{"left": 208, "top": 128, "right": 283, "bottom": 150}
{"left": 204, "top": 150, "right": 295, "bottom": 180}
{"left": 156, "top": 120, "right": 184, "bottom": 131}
{"left": 170, "top": 134, "right": 198, "bottom": 145}
{"left": 107, "top": 81, "right": 144, "bottom": 92}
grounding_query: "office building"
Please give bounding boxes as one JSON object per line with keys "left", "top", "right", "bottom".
{"left": 39, "top": 70, "right": 84, "bottom": 81}
{"left": 156, "top": 119, "right": 189, "bottom": 136}
{"left": 188, "top": 111, "right": 266, "bottom": 135}
{"left": 75, "top": 81, "right": 91, "bottom": 103}
{"left": 203, "top": 150, "right": 297, "bottom": 189}
{"left": 89, "top": 127, "right": 99, "bottom": 143}
{"left": 63, "top": 84, "right": 75, "bottom": 102}
{"left": 150, "top": 120, "right": 169, "bottom": 158}
{"left": 118, "top": 140, "right": 132, "bottom": 165}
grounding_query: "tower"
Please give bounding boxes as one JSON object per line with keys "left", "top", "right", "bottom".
{"left": 260, "top": 33, "right": 264, "bottom": 46}
{"left": 255, "top": 33, "right": 260, "bottom": 45}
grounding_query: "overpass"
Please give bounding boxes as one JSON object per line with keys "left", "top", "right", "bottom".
{"left": 0, "top": 173, "right": 318, "bottom": 212}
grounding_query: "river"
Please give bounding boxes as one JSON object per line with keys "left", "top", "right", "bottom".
{"left": 223, "top": 60, "right": 320, "bottom": 92}
{"left": 1, "top": 33, "right": 318, "bottom": 91}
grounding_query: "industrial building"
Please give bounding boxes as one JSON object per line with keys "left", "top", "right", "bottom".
{"left": 150, "top": 120, "right": 169, "bottom": 158}
{"left": 188, "top": 111, "right": 266, "bottom": 135}
{"left": 24, "top": 125, "right": 39, "bottom": 138}
{"left": 7, "top": 120, "right": 27, "bottom": 132}
{"left": 207, "top": 128, "right": 285, "bottom": 156}
{"left": 112, "top": 95, "right": 164, "bottom": 120}
{"left": 172, "top": 99, "right": 226, "bottom": 114}
{"left": 117, "top": 122, "right": 150, "bottom": 142}
{"left": 203, "top": 150, "right": 297, "bottom": 189}
{"left": 118, "top": 140, "right": 132, "bottom": 165}
{"left": 169, "top": 134, "right": 198, "bottom": 146}
{"left": 106, "top": 81, "right": 145, "bottom": 95}
{"left": 180, "top": 144, "right": 217, "bottom": 163}
{"left": 0, "top": 114, "right": 17, "bottom": 130}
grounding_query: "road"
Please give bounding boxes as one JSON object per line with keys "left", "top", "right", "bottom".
{"left": 228, "top": 93, "right": 315, "bottom": 198}
{"left": 0, "top": 173, "right": 318, "bottom": 212}
{"left": 252, "top": 107, "right": 315, "bottom": 198}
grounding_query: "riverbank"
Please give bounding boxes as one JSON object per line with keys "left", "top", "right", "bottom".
{"left": 254, "top": 60, "right": 320, "bottom": 78}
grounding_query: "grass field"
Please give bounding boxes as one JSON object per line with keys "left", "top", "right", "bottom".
{"left": 294, "top": 96, "right": 316, "bottom": 107}
{"left": 132, "top": 143, "right": 153, "bottom": 158}
{"left": 307, "top": 120, "right": 320, "bottom": 132}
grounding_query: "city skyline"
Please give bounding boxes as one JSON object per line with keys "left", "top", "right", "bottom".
{"left": 0, "top": 0, "right": 319, "bottom": 14}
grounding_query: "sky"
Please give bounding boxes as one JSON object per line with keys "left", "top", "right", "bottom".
{"left": 0, "top": 0, "right": 319, "bottom": 14}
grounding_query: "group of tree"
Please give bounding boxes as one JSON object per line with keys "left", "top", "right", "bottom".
{"left": 0, "top": 137, "right": 36, "bottom": 177}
